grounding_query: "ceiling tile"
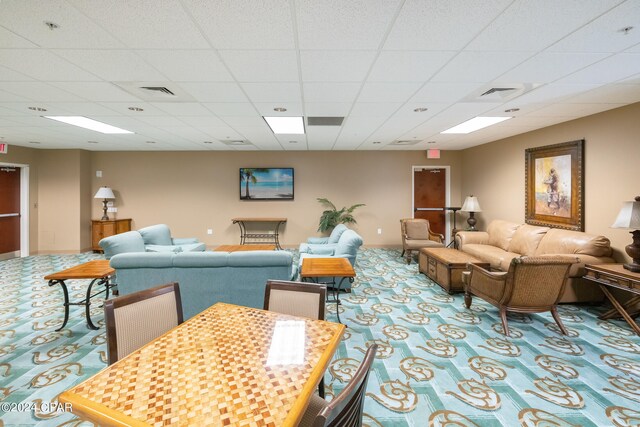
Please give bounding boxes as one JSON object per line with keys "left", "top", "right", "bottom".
{"left": 55, "top": 50, "right": 167, "bottom": 81}
{"left": 179, "top": 82, "right": 249, "bottom": 103}
{"left": 303, "top": 83, "right": 361, "bottom": 103}
{"left": 467, "top": 0, "right": 625, "bottom": 51}
{"left": 296, "top": 0, "right": 403, "bottom": 49}
{"left": 181, "top": 0, "right": 295, "bottom": 49}
{"left": 49, "top": 82, "right": 139, "bottom": 102}
{"left": 304, "top": 102, "right": 353, "bottom": 116}
{"left": 177, "top": 115, "right": 233, "bottom": 128}
{"left": 219, "top": 50, "right": 299, "bottom": 82}
{"left": 358, "top": 82, "right": 422, "bottom": 103}
{"left": 410, "top": 83, "right": 482, "bottom": 103}
{"left": 44, "top": 102, "right": 126, "bottom": 117}
{"left": 0, "top": 82, "right": 86, "bottom": 102}
{"left": 68, "top": 0, "right": 209, "bottom": 49}
{"left": 253, "top": 103, "right": 303, "bottom": 116}
{"left": 241, "top": 82, "right": 302, "bottom": 103}
{"left": 368, "top": 51, "right": 456, "bottom": 82}
{"left": 431, "top": 51, "right": 533, "bottom": 83}
{"left": 0, "top": 26, "right": 37, "bottom": 48}
{"left": 350, "top": 102, "right": 402, "bottom": 117}
{"left": 300, "top": 50, "right": 377, "bottom": 82}
{"left": 203, "top": 103, "right": 257, "bottom": 117}
{"left": 0, "top": 65, "right": 35, "bottom": 82}
{"left": 137, "top": 50, "right": 234, "bottom": 81}
{"left": 0, "top": 0, "right": 125, "bottom": 48}
{"left": 151, "top": 103, "right": 214, "bottom": 116}
{"left": 548, "top": 1, "right": 640, "bottom": 53}
{"left": 563, "top": 83, "right": 640, "bottom": 104}
{"left": 0, "top": 49, "right": 100, "bottom": 81}
{"left": 384, "top": 0, "right": 512, "bottom": 50}
{"left": 555, "top": 53, "right": 640, "bottom": 84}
{"left": 498, "top": 52, "right": 609, "bottom": 83}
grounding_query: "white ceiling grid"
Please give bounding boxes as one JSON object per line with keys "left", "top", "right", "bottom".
{"left": 0, "top": 0, "right": 638, "bottom": 151}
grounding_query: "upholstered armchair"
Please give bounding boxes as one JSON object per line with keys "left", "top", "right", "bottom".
{"left": 463, "top": 256, "right": 577, "bottom": 337}
{"left": 400, "top": 218, "right": 444, "bottom": 264}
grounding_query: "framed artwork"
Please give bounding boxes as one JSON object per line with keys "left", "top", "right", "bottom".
{"left": 525, "top": 139, "right": 584, "bottom": 231}
{"left": 239, "top": 168, "right": 294, "bottom": 200}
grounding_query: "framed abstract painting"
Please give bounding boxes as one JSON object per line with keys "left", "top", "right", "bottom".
{"left": 525, "top": 140, "right": 584, "bottom": 231}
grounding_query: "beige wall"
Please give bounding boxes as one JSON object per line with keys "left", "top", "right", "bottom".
{"left": 461, "top": 102, "right": 640, "bottom": 262}
{"left": 90, "top": 150, "right": 463, "bottom": 249}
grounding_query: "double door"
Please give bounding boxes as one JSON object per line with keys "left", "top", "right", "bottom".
{"left": 0, "top": 166, "right": 20, "bottom": 259}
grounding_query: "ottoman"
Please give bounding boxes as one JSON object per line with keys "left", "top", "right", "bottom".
{"left": 419, "top": 247, "right": 490, "bottom": 294}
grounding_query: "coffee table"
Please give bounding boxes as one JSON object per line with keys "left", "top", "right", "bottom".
{"left": 300, "top": 257, "right": 355, "bottom": 324}
{"left": 45, "top": 260, "right": 115, "bottom": 331}
{"left": 214, "top": 244, "right": 276, "bottom": 252}
{"left": 419, "top": 247, "right": 489, "bottom": 294}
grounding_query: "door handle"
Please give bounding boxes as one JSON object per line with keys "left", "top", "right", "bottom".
{"left": 0, "top": 213, "right": 20, "bottom": 218}
{"left": 414, "top": 208, "right": 444, "bottom": 211}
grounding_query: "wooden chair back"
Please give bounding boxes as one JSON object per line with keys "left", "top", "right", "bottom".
{"left": 264, "top": 280, "right": 326, "bottom": 320}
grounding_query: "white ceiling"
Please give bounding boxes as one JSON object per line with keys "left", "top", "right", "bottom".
{"left": 0, "top": 0, "right": 639, "bottom": 151}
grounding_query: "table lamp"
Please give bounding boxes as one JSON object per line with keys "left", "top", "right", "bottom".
{"left": 461, "top": 195, "right": 482, "bottom": 231}
{"left": 94, "top": 187, "right": 115, "bottom": 221}
{"left": 611, "top": 196, "right": 640, "bottom": 272}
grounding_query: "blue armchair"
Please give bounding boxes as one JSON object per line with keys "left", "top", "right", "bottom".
{"left": 300, "top": 224, "right": 348, "bottom": 253}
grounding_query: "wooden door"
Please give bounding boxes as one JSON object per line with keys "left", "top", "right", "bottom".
{"left": 414, "top": 168, "right": 446, "bottom": 235}
{"left": 0, "top": 166, "right": 20, "bottom": 257}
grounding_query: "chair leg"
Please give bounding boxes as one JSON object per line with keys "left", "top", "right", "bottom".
{"left": 319, "top": 377, "right": 325, "bottom": 399}
{"left": 551, "top": 307, "right": 568, "bottom": 335}
{"left": 500, "top": 307, "right": 510, "bottom": 337}
{"left": 406, "top": 250, "right": 412, "bottom": 264}
{"left": 464, "top": 291, "right": 472, "bottom": 309}
{"left": 400, "top": 249, "right": 405, "bottom": 257}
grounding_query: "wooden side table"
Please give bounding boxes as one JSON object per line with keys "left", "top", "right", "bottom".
{"left": 45, "top": 260, "right": 115, "bottom": 331}
{"left": 584, "top": 264, "right": 640, "bottom": 336}
{"left": 300, "top": 257, "right": 355, "bottom": 324}
{"left": 91, "top": 218, "right": 132, "bottom": 252}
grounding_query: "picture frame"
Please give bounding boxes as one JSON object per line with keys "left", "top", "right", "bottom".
{"left": 525, "top": 139, "right": 584, "bottom": 231}
{"left": 239, "top": 168, "right": 294, "bottom": 201}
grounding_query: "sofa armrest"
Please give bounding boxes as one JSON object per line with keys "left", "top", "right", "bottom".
{"left": 456, "top": 231, "right": 489, "bottom": 250}
{"left": 307, "top": 237, "right": 329, "bottom": 244}
{"left": 172, "top": 237, "right": 200, "bottom": 245}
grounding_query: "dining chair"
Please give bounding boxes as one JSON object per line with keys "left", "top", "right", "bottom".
{"left": 264, "top": 280, "right": 327, "bottom": 320}
{"left": 463, "top": 256, "right": 577, "bottom": 337}
{"left": 104, "top": 282, "right": 183, "bottom": 365}
{"left": 299, "top": 344, "right": 378, "bottom": 427}
{"left": 264, "top": 280, "right": 328, "bottom": 397}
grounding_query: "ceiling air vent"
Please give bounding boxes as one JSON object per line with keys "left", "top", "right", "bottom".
{"left": 480, "top": 87, "right": 516, "bottom": 97}
{"left": 307, "top": 117, "right": 344, "bottom": 126}
{"left": 140, "top": 86, "right": 176, "bottom": 96}
{"left": 464, "top": 83, "right": 542, "bottom": 103}
{"left": 222, "top": 140, "right": 252, "bottom": 146}
{"left": 389, "top": 140, "right": 420, "bottom": 146}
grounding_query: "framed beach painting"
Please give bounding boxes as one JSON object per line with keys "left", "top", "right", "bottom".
{"left": 239, "top": 168, "right": 294, "bottom": 200}
{"left": 525, "top": 140, "right": 584, "bottom": 231}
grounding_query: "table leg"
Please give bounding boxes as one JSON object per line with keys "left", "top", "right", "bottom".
{"left": 49, "top": 279, "right": 70, "bottom": 332}
{"left": 274, "top": 221, "right": 284, "bottom": 250}
{"left": 84, "top": 277, "right": 107, "bottom": 330}
{"left": 234, "top": 220, "right": 247, "bottom": 245}
{"left": 600, "top": 295, "right": 640, "bottom": 320}
{"left": 599, "top": 285, "right": 640, "bottom": 336}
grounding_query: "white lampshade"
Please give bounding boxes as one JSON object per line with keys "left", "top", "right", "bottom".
{"left": 611, "top": 197, "right": 640, "bottom": 229}
{"left": 461, "top": 195, "right": 482, "bottom": 212}
{"left": 94, "top": 187, "right": 115, "bottom": 199}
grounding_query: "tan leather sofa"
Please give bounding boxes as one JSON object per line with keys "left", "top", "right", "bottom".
{"left": 455, "top": 220, "right": 615, "bottom": 303}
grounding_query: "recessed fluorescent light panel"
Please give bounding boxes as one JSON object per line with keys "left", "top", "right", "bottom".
{"left": 441, "top": 116, "right": 512, "bottom": 134}
{"left": 44, "top": 116, "right": 133, "bottom": 134}
{"left": 263, "top": 116, "right": 305, "bottom": 134}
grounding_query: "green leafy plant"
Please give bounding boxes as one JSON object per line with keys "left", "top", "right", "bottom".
{"left": 317, "top": 198, "right": 365, "bottom": 233}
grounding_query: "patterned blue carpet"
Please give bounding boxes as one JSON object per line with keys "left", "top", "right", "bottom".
{"left": 1, "top": 249, "right": 639, "bottom": 426}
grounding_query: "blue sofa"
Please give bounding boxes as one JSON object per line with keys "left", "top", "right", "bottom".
{"left": 298, "top": 229, "right": 363, "bottom": 290}
{"left": 100, "top": 224, "right": 206, "bottom": 259}
{"left": 300, "top": 224, "right": 348, "bottom": 252}
{"left": 109, "top": 250, "right": 296, "bottom": 319}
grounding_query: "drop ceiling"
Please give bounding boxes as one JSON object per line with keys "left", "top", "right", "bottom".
{"left": 0, "top": 0, "right": 639, "bottom": 151}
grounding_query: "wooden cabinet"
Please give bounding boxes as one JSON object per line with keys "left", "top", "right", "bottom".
{"left": 92, "top": 219, "right": 132, "bottom": 252}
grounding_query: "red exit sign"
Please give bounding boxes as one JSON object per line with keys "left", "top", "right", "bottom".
{"left": 0, "top": 143, "right": 7, "bottom": 154}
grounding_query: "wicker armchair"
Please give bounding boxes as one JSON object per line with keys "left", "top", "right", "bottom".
{"left": 463, "top": 256, "right": 577, "bottom": 337}
{"left": 400, "top": 218, "right": 444, "bottom": 264}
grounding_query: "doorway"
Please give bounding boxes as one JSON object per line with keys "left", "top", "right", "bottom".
{"left": 0, "top": 163, "right": 29, "bottom": 260}
{"left": 412, "top": 166, "right": 451, "bottom": 245}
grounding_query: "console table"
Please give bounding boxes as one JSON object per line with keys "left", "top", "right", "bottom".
{"left": 231, "top": 217, "right": 287, "bottom": 250}
{"left": 584, "top": 264, "right": 640, "bottom": 336}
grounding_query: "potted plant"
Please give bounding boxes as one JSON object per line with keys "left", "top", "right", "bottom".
{"left": 317, "top": 198, "right": 365, "bottom": 233}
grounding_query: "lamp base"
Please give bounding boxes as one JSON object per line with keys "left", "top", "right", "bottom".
{"left": 623, "top": 230, "right": 640, "bottom": 273}
{"left": 466, "top": 212, "right": 477, "bottom": 231}
{"left": 623, "top": 262, "right": 640, "bottom": 273}
{"left": 101, "top": 200, "right": 109, "bottom": 221}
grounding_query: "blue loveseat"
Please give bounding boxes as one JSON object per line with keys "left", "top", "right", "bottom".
{"left": 110, "top": 250, "right": 296, "bottom": 319}
{"left": 100, "top": 224, "right": 206, "bottom": 259}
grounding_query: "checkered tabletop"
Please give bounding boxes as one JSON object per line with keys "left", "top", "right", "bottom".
{"left": 59, "top": 303, "right": 345, "bottom": 427}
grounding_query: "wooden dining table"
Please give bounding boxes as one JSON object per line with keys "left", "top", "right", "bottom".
{"left": 58, "top": 302, "right": 345, "bottom": 426}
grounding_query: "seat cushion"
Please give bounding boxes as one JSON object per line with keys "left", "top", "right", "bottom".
{"left": 404, "top": 221, "right": 429, "bottom": 239}
{"left": 486, "top": 220, "right": 520, "bottom": 251}
{"left": 138, "top": 224, "right": 173, "bottom": 246}
{"left": 507, "top": 224, "right": 549, "bottom": 256}
{"left": 100, "top": 231, "right": 146, "bottom": 259}
{"left": 298, "top": 394, "right": 328, "bottom": 427}
{"left": 404, "top": 239, "right": 444, "bottom": 250}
